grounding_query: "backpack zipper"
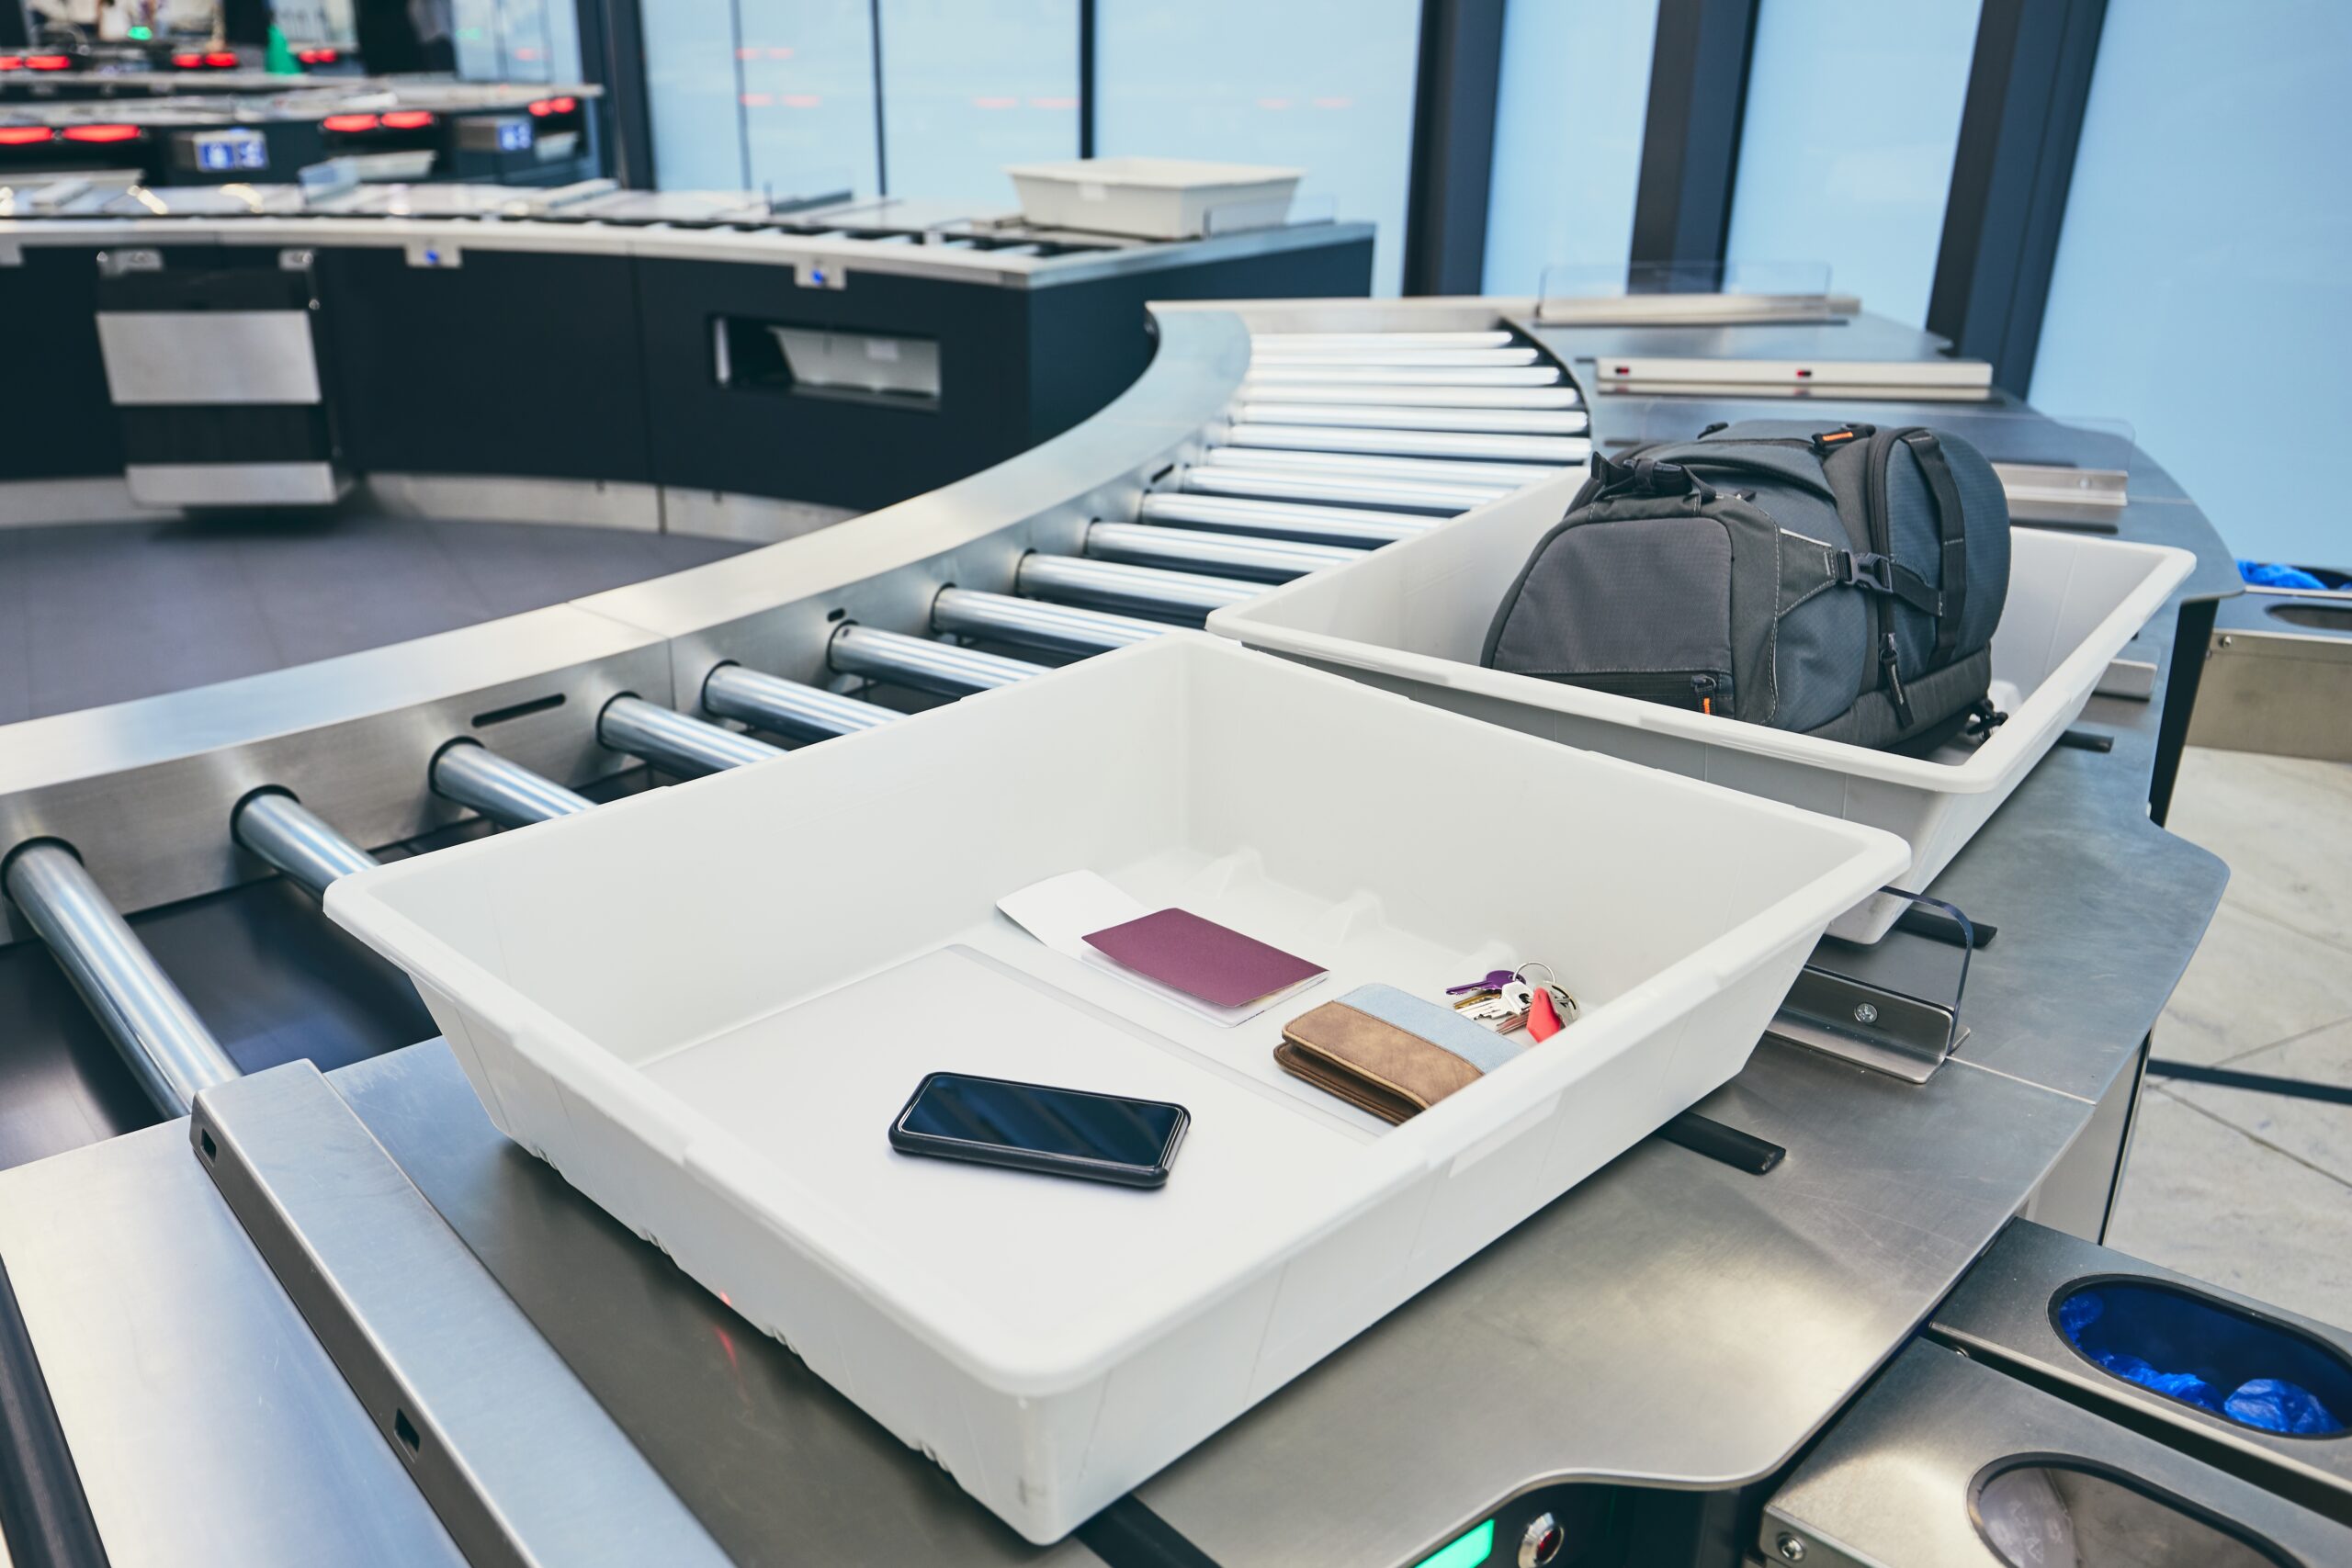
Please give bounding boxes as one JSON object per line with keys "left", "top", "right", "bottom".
{"left": 1863, "top": 429, "right": 1911, "bottom": 728}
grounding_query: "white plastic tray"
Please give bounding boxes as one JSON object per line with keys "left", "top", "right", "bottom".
{"left": 326, "top": 634, "right": 1905, "bottom": 1541}
{"left": 1208, "top": 480, "right": 2197, "bottom": 942}
{"left": 1004, "top": 156, "right": 1302, "bottom": 239}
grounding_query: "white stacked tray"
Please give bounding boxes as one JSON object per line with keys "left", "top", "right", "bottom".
{"left": 1210, "top": 482, "right": 2197, "bottom": 942}
{"left": 1003, "top": 156, "right": 1302, "bottom": 239}
{"left": 326, "top": 634, "right": 1905, "bottom": 1541}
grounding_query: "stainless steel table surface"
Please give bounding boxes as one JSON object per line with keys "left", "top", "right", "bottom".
{"left": 0, "top": 326, "right": 2238, "bottom": 1567}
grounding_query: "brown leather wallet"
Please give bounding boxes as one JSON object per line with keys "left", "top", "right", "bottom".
{"left": 1275, "top": 997, "right": 1487, "bottom": 1124}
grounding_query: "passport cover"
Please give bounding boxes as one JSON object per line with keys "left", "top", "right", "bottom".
{"left": 1080, "top": 908, "right": 1323, "bottom": 1010}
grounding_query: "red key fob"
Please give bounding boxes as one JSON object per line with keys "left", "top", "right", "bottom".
{"left": 1528, "top": 987, "right": 1564, "bottom": 1042}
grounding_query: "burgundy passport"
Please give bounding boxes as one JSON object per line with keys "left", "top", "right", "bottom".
{"left": 1081, "top": 908, "right": 1325, "bottom": 1010}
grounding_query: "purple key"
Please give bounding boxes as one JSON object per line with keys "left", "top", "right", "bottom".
{"left": 1447, "top": 969, "right": 1520, "bottom": 995}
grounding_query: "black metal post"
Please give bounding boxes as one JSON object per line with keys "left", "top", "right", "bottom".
{"left": 1926, "top": 0, "right": 2109, "bottom": 390}
{"left": 574, "top": 0, "right": 656, "bottom": 187}
{"left": 1401, "top": 0, "right": 1506, "bottom": 297}
{"left": 1628, "top": 0, "right": 1758, "bottom": 280}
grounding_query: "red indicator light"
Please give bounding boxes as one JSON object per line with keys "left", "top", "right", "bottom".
{"left": 322, "top": 113, "right": 379, "bottom": 132}
{"left": 298, "top": 48, "right": 340, "bottom": 64}
{"left": 0, "top": 126, "right": 55, "bottom": 145}
{"left": 550, "top": 96, "right": 576, "bottom": 113}
{"left": 0, "top": 58, "right": 22, "bottom": 72}
{"left": 204, "top": 51, "right": 238, "bottom": 67}
{"left": 1793, "top": 367, "right": 1813, "bottom": 378}
{"left": 527, "top": 99, "right": 553, "bottom": 116}
{"left": 28, "top": 54, "right": 74, "bottom": 70}
{"left": 172, "top": 52, "right": 204, "bottom": 67}
{"left": 380, "top": 109, "right": 434, "bottom": 130}
{"left": 62, "top": 124, "right": 142, "bottom": 142}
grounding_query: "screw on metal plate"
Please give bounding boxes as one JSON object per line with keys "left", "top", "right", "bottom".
{"left": 1853, "top": 1002, "right": 1880, "bottom": 1025}
{"left": 279, "top": 248, "right": 313, "bottom": 271}
{"left": 1777, "top": 1532, "right": 1808, "bottom": 1562}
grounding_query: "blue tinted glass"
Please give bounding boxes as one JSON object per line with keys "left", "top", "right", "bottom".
{"left": 879, "top": 0, "right": 1078, "bottom": 206}
{"left": 738, "top": 0, "right": 883, "bottom": 201}
{"left": 2031, "top": 0, "right": 2352, "bottom": 566}
{"left": 643, "top": 0, "right": 746, "bottom": 189}
{"left": 1725, "top": 0, "right": 1982, "bottom": 324}
{"left": 1482, "top": 0, "right": 1661, "bottom": 295}
{"left": 1096, "top": 0, "right": 1420, "bottom": 294}
{"left": 901, "top": 1075, "right": 1182, "bottom": 1168}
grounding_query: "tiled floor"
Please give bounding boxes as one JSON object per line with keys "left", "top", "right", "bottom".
{"left": 2105, "top": 747, "right": 2352, "bottom": 1326}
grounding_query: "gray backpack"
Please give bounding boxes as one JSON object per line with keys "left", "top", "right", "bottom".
{"left": 1482, "top": 420, "right": 2012, "bottom": 752}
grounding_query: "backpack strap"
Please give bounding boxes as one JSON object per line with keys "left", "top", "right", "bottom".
{"left": 1901, "top": 430, "right": 1970, "bottom": 663}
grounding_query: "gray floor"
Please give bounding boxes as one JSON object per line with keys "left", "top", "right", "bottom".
{"left": 0, "top": 514, "right": 751, "bottom": 724}
{"left": 2109, "top": 746, "right": 2352, "bottom": 1326}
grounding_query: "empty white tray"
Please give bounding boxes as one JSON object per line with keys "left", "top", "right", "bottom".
{"left": 327, "top": 634, "right": 1905, "bottom": 1540}
{"left": 1210, "top": 482, "right": 2197, "bottom": 942}
{"left": 1004, "top": 156, "right": 1302, "bottom": 240}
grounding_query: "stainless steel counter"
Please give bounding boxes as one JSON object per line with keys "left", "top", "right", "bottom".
{"left": 0, "top": 297, "right": 2239, "bottom": 1567}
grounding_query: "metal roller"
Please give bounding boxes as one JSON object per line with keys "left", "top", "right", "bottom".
{"left": 701, "top": 664, "right": 899, "bottom": 743}
{"left": 1235, "top": 402, "right": 1589, "bottom": 436}
{"left": 1249, "top": 331, "right": 1517, "bottom": 350}
{"left": 1224, "top": 423, "right": 1592, "bottom": 464}
{"left": 1242, "top": 364, "right": 1564, "bottom": 387}
{"left": 1138, "top": 493, "right": 1435, "bottom": 546}
{"left": 1177, "top": 467, "right": 1507, "bottom": 513}
{"left": 932, "top": 588, "right": 1169, "bottom": 656}
{"left": 599, "top": 694, "right": 781, "bottom": 778}
{"left": 232, "top": 791, "right": 379, "bottom": 899}
{"left": 1242, "top": 347, "right": 1542, "bottom": 369}
{"left": 1015, "top": 554, "right": 1259, "bottom": 619}
{"left": 1234, "top": 382, "right": 1580, "bottom": 410}
{"left": 1195, "top": 446, "right": 1564, "bottom": 486}
{"left": 1084, "top": 522, "right": 1363, "bottom": 582}
{"left": 828, "top": 625, "right": 1046, "bottom": 696}
{"left": 430, "top": 741, "right": 596, "bottom": 829}
{"left": 2, "top": 840, "right": 239, "bottom": 1118}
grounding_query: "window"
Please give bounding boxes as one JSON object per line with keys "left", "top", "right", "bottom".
{"left": 643, "top": 0, "right": 744, "bottom": 189}
{"left": 879, "top": 0, "right": 1079, "bottom": 207}
{"left": 738, "top": 0, "right": 882, "bottom": 202}
{"left": 1095, "top": 0, "right": 1421, "bottom": 294}
{"left": 2031, "top": 0, "right": 2352, "bottom": 565}
{"left": 1724, "top": 0, "right": 1983, "bottom": 324}
{"left": 1481, "top": 0, "right": 1660, "bottom": 296}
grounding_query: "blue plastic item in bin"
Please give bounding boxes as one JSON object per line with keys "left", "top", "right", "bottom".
{"left": 2058, "top": 1283, "right": 2349, "bottom": 1438}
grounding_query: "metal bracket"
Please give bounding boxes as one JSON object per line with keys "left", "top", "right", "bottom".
{"left": 1993, "top": 461, "right": 2129, "bottom": 525}
{"left": 190, "top": 1063, "right": 730, "bottom": 1568}
{"left": 1764, "top": 966, "right": 1967, "bottom": 1084}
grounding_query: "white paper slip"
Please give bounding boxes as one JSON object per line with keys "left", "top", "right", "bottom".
{"left": 995, "top": 871, "right": 1326, "bottom": 1028}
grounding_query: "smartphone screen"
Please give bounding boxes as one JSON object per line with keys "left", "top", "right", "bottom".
{"left": 893, "top": 1073, "right": 1187, "bottom": 1185}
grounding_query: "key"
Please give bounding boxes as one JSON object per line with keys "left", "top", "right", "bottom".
{"left": 1447, "top": 969, "right": 1520, "bottom": 996}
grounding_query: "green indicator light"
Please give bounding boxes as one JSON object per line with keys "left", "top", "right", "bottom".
{"left": 129, "top": 23, "right": 153, "bottom": 37}
{"left": 1412, "top": 1517, "right": 1495, "bottom": 1568}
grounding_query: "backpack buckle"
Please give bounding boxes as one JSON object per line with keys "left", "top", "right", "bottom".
{"left": 1837, "top": 550, "right": 1896, "bottom": 593}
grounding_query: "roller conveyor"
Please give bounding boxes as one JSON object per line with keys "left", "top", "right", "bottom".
{"left": 1240, "top": 346, "right": 1543, "bottom": 368}
{"left": 429, "top": 741, "right": 598, "bottom": 829}
{"left": 232, "top": 791, "right": 381, "bottom": 900}
{"left": 828, "top": 625, "right": 1048, "bottom": 696}
{"left": 1224, "top": 422, "right": 1593, "bottom": 463}
{"left": 1176, "top": 466, "right": 1510, "bottom": 513}
{"left": 701, "top": 664, "right": 901, "bottom": 743}
{"left": 1015, "top": 553, "right": 1262, "bottom": 619}
{"left": 1233, "top": 401, "right": 1590, "bottom": 435}
{"left": 0, "top": 840, "right": 238, "bottom": 1118}
{"left": 1193, "top": 446, "right": 1566, "bottom": 486}
{"left": 1247, "top": 331, "right": 1517, "bottom": 350}
{"left": 931, "top": 588, "right": 1172, "bottom": 656}
{"left": 1084, "top": 522, "right": 1366, "bottom": 581}
{"left": 1136, "top": 492, "right": 1436, "bottom": 547}
{"left": 598, "top": 694, "right": 782, "bottom": 778}
{"left": 1240, "top": 363, "right": 1564, "bottom": 387}
{"left": 1232, "top": 382, "right": 1580, "bottom": 410}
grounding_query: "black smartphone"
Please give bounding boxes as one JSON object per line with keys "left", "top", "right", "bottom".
{"left": 888, "top": 1071, "right": 1190, "bottom": 1189}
